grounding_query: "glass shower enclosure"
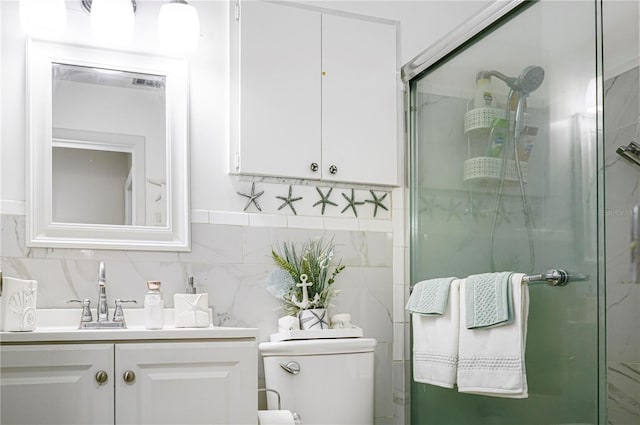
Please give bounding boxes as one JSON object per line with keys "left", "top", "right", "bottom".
{"left": 406, "top": 1, "right": 605, "bottom": 424}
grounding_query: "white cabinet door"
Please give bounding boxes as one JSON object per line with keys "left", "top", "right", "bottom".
{"left": 0, "top": 344, "right": 114, "bottom": 425}
{"left": 115, "top": 341, "right": 257, "bottom": 425}
{"left": 321, "top": 14, "right": 398, "bottom": 185}
{"left": 236, "top": 0, "right": 322, "bottom": 180}
{"left": 234, "top": 1, "right": 398, "bottom": 185}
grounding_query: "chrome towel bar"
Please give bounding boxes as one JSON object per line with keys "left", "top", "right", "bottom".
{"left": 522, "top": 269, "right": 587, "bottom": 286}
{"left": 410, "top": 269, "right": 587, "bottom": 293}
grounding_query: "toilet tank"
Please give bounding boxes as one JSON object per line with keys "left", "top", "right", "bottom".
{"left": 259, "top": 338, "right": 377, "bottom": 425}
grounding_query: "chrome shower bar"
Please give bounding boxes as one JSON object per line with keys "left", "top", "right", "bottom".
{"left": 410, "top": 270, "right": 586, "bottom": 293}
{"left": 522, "top": 269, "right": 587, "bottom": 286}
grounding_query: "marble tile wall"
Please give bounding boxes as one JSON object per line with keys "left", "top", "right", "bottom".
{"left": 604, "top": 65, "right": 640, "bottom": 425}
{"left": 0, "top": 213, "right": 394, "bottom": 423}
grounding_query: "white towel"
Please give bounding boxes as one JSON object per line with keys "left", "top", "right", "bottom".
{"left": 457, "top": 273, "right": 529, "bottom": 398}
{"left": 412, "top": 279, "right": 460, "bottom": 388}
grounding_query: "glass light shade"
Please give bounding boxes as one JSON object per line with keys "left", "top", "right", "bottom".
{"left": 158, "top": 1, "right": 201, "bottom": 55}
{"left": 19, "top": 0, "right": 67, "bottom": 38}
{"left": 90, "top": 0, "right": 135, "bottom": 46}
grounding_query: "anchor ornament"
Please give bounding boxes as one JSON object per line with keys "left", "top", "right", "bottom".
{"left": 291, "top": 274, "right": 320, "bottom": 309}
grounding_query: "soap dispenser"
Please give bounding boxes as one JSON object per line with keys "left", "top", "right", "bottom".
{"left": 174, "top": 276, "right": 210, "bottom": 328}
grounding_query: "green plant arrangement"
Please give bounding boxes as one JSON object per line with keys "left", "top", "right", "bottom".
{"left": 266, "top": 237, "right": 345, "bottom": 316}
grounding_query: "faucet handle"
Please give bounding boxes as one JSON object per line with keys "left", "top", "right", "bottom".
{"left": 113, "top": 299, "right": 137, "bottom": 323}
{"left": 68, "top": 299, "right": 93, "bottom": 322}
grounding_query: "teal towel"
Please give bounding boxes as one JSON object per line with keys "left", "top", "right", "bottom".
{"left": 465, "top": 272, "right": 514, "bottom": 329}
{"left": 406, "top": 277, "right": 456, "bottom": 315}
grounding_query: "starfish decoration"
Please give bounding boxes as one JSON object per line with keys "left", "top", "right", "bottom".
{"left": 496, "top": 202, "right": 512, "bottom": 225}
{"left": 466, "top": 199, "right": 484, "bottom": 223}
{"left": 341, "top": 189, "right": 365, "bottom": 217}
{"left": 236, "top": 182, "right": 264, "bottom": 212}
{"left": 313, "top": 187, "right": 338, "bottom": 215}
{"left": 365, "top": 191, "right": 389, "bottom": 217}
{"left": 418, "top": 193, "right": 438, "bottom": 217}
{"left": 276, "top": 185, "right": 303, "bottom": 215}
{"left": 446, "top": 197, "right": 462, "bottom": 221}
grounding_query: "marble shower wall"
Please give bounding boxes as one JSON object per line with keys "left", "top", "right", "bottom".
{"left": 0, "top": 214, "right": 394, "bottom": 422}
{"left": 604, "top": 65, "right": 640, "bottom": 425}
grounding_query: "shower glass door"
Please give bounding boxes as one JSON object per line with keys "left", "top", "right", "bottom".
{"left": 409, "top": 1, "right": 604, "bottom": 424}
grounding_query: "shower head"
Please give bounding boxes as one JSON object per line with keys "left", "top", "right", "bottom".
{"left": 478, "top": 66, "right": 545, "bottom": 140}
{"left": 517, "top": 65, "right": 545, "bottom": 94}
{"left": 478, "top": 65, "right": 545, "bottom": 95}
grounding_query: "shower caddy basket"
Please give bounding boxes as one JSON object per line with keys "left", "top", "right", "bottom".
{"left": 463, "top": 104, "right": 528, "bottom": 185}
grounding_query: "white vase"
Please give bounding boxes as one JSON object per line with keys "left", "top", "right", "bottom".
{"left": 298, "top": 308, "right": 329, "bottom": 330}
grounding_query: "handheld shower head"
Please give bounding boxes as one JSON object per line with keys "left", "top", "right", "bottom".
{"left": 517, "top": 65, "right": 545, "bottom": 95}
{"left": 478, "top": 65, "right": 545, "bottom": 95}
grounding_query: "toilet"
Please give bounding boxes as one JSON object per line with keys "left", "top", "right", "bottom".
{"left": 259, "top": 338, "right": 377, "bottom": 425}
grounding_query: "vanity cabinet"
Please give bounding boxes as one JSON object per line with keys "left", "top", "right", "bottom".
{"left": 1, "top": 341, "right": 257, "bottom": 425}
{"left": 116, "top": 341, "right": 255, "bottom": 424}
{"left": 231, "top": 0, "right": 399, "bottom": 186}
{"left": 0, "top": 344, "right": 114, "bottom": 425}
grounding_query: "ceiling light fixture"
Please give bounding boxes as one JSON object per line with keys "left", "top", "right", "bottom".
{"left": 82, "top": 0, "right": 136, "bottom": 47}
{"left": 158, "top": 0, "right": 201, "bottom": 55}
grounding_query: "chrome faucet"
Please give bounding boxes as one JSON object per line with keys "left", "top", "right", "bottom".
{"left": 68, "top": 261, "right": 137, "bottom": 329}
{"left": 97, "top": 261, "right": 109, "bottom": 322}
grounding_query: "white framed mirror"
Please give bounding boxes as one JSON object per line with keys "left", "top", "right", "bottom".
{"left": 26, "top": 38, "right": 190, "bottom": 251}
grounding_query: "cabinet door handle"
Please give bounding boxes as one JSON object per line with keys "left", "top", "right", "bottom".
{"left": 328, "top": 165, "right": 338, "bottom": 175}
{"left": 95, "top": 370, "right": 108, "bottom": 385}
{"left": 123, "top": 370, "right": 136, "bottom": 384}
{"left": 310, "top": 162, "right": 319, "bottom": 172}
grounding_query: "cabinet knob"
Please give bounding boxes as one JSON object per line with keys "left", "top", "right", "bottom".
{"left": 310, "top": 162, "right": 319, "bottom": 172}
{"left": 329, "top": 165, "right": 338, "bottom": 175}
{"left": 123, "top": 370, "right": 136, "bottom": 384}
{"left": 95, "top": 370, "right": 108, "bottom": 385}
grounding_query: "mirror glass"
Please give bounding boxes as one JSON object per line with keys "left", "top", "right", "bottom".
{"left": 51, "top": 63, "right": 167, "bottom": 227}
{"left": 27, "top": 39, "right": 190, "bottom": 251}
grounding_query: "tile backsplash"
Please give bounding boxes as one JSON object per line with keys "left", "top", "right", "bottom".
{"left": 1, "top": 212, "right": 394, "bottom": 420}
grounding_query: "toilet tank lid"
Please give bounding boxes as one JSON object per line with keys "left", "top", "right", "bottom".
{"left": 259, "top": 338, "right": 377, "bottom": 356}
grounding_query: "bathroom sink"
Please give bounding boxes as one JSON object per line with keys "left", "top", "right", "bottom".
{"left": 0, "top": 309, "right": 258, "bottom": 343}
{"left": 30, "top": 307, "right": 190, "bottom": 329}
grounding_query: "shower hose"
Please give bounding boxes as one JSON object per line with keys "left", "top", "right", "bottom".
{"left": 489, "top": 90, "right": 536, "bottom": 274}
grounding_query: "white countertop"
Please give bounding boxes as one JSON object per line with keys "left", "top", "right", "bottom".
{"left": 0, "top": 309, "right": 258, "bottom": 343}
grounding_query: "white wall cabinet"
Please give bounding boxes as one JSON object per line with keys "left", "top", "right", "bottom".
{"left": 231, "top": 0, "right": 399, "bottom": 186}
{"left": 1, "top": 341, "right": 257, "bottom": 425}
